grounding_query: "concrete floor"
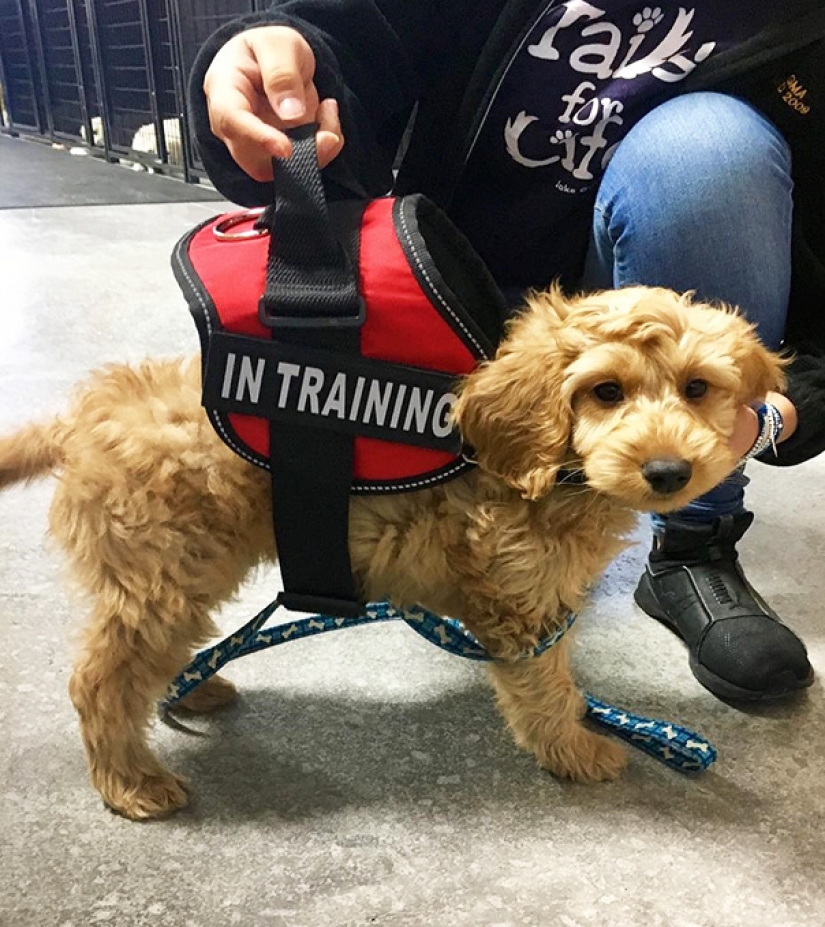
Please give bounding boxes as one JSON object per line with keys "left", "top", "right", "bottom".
{"left": 1, "top": 137, "right": 824, "bottom": 927}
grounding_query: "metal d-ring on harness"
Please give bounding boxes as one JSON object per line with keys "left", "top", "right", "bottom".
{"left": 165, "top": 127, "right": 717, "bottom": 776}
{"left": 212, "top": 206, "right": 267, "bottom": 241}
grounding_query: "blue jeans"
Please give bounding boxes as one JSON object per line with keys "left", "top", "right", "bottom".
{"left": 583, "top": 91, "right": 793, "bottom": 528}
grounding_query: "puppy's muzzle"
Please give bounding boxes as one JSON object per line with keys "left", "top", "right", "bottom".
{"left": 641, "top": 457, "right": 693, "bottom": 495}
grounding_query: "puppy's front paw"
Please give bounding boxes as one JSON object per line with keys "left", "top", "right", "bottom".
{"left": 100, "top": 769, "right": 190, "bottom": 820}
{"left": 535, "top": 728, "right": 627, "bottom": 783}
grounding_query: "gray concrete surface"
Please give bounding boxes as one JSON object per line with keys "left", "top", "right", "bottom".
{"left": 1, "top": 148, "right": 824, "bottom": 927}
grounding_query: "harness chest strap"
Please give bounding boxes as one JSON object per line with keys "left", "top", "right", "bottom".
{"left": 257, "top": 127, "right": 364, "bottom": 616}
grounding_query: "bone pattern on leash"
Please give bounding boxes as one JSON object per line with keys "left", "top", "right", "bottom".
{"left": 160, "top": 599, "right": 717, "bottom": 774}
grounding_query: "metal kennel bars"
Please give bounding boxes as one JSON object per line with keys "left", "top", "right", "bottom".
{"left": 0, "top": 0, "right": 269, "bottom": 182}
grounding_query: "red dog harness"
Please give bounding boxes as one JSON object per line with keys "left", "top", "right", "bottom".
{"left": 173, "top": 127, "right": 505, "bottom": 616}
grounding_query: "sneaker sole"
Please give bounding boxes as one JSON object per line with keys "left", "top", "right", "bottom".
{"left": 634, "top": 571, "right": 815, "bottom": 703}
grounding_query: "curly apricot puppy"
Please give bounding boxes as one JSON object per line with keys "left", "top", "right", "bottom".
{"left": 0, "top": 286, "right": 784, "bottom": 819}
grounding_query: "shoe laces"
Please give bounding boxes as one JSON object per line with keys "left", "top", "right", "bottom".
{"left": 707, "top": 569, "right": 734, "bottom": 606}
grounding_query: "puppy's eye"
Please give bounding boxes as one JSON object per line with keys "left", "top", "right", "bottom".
{"left": 592, "top": 381, "right": 624, "bottom": 404}
{"left": 684, "top": 378, "right": 708, "bottom": 400}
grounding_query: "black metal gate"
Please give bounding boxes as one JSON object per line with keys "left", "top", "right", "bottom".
{"left": 0, "top": 0, "right": 264, "bottom": 182}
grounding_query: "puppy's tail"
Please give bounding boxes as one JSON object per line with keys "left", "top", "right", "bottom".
{"left": 0, "top": 419, "right": 65, "bottom": 489}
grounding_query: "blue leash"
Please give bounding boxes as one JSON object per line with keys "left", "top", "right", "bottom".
{"left": 161, "top": 599, "right": 716, "bottom": 774}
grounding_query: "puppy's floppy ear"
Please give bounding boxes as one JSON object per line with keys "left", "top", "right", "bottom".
{"left": 726, "top": 311, "right": 788, "bottom": 403}
{"left": 453, "top": 288, "right": 574, "bottom": 500}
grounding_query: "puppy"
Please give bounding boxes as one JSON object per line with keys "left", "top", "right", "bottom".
{"left": 0, "top": 286, "right": 784, "bottom": 819}
{"left": 79, "top": 116, "right": 184, "bottom": 170}
{"left": 130, "top": 118, "right": 184, "bottom": 169}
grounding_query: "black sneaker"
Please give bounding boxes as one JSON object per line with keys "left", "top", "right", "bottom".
{"left": 634, "top": 512, "right": 814, "bottom": 702}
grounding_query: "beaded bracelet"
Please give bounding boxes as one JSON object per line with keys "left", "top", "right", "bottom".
{"left": 740, "top": 401, "right": 784, "bottom": 464}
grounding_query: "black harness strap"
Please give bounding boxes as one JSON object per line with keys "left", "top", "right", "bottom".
{"left": 259, "top": 129, "right": 364, "bottom": 328}
{"left": 260, "top": 126, "right": 364, "bottom": 617}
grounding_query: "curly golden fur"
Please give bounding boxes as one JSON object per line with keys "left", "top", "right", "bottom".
{"left": 0, "top": 285, "right": 784, "bottom": 819}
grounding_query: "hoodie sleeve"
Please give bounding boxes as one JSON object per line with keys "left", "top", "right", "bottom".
{"left": 758, "top": 344, "right": 825, "bottom": 467}
{"left": 187, "top": 0, "right": 470, "bottom": 206}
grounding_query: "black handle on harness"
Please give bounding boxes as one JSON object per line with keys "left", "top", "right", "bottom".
{"left": 260, "top": 125, "right": 365, "bottom": 618}
{"left": 258, "top": 124, "right": 365, "bottom": 329}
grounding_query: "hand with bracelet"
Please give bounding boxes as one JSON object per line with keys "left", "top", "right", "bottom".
{"left": 729, "top": 392, "right": 798, "bottom": 463}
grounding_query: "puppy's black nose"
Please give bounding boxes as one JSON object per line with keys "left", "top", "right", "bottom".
{"left": 642, "top": 457, "right": 692, "bottom": 494}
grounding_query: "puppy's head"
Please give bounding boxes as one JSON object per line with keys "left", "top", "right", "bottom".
{"left": 454, "top": 285, "right": 785, "bottom": 509}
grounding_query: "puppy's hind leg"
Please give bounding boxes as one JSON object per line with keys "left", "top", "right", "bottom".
{"left": 489, "top": 638, "right": 626, "bottom": 783}
{"left": 68, "top": 585, "right": 216, "bottom": 820}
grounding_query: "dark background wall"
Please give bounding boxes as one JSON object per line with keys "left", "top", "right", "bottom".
{"left": 0, "top": 0, "right": 266, "bottom": 182}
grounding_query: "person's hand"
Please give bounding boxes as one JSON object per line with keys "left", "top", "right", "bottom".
{"left": 203, "top": 25, "right": 344, "bottom": 182}
{"left": 728, "top": 391, "right": 798, "bottom": 460}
